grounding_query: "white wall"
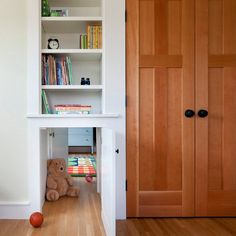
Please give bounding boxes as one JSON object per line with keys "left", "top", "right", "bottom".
{"left": 0, "top": 0, "right": 126, "bottom": 220}
{"left": 0, "top": 0, "right": 28, "bottom": 204}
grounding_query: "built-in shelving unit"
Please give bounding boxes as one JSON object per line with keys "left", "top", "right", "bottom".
{"left": 40, "top": 0, "right": 103, "bottom": 115}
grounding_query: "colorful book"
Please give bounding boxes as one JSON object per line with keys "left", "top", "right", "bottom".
{"left": 42, "top": 90, "right": 51, "bottom": 114}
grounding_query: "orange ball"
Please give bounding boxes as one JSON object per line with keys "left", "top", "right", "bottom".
{"left": 29, "top": 212, "right": 44, "bottom": 228}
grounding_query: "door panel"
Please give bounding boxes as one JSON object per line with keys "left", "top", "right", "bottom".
{"left": 127, "top": 0, "right": 236, "bottom": 217}
{"left": 195, "top": 0, "right": 236, "bottom": 216}
{"left": 127, "top": 0, "right": 195, "bottom": 217}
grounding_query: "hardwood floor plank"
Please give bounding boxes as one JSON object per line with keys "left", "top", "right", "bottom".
{"left": 1, "top": 184, "right": 236, "bottom": 236}
{"left": 0, "top": 178, "right": 105, "bottom": 236}
{"left": 117, "top": 218, "right": 236, "bottom": 236}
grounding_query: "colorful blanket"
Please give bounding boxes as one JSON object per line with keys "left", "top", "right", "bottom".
{"left": 67, "top": 155, "right": 96, "bottom": 177}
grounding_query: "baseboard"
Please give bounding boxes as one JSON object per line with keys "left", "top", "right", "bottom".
{"left": 0, "top": 201, "right": 31, "bottom": 219}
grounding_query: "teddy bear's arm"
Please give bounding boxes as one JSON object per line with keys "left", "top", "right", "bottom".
{"left": 47, "top": 175, "right": 57, "bottom": 189}
{"left": 66, "top": 174, "right": 73, "bottom": 186}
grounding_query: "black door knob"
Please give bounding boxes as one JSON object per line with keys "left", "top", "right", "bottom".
{"left": 185, "top": 109, "right": 195, "bottom": 118}
{"left": 198, "top": 109, "right": 208, "bottom": 118}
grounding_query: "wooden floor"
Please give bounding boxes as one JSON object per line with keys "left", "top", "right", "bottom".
{"left": 0, "top": 178, "right": 105, "bottom": 236}
{"left": 117, "top": 218, "right": 236, "bottom": 236}
{"left": 1, "top": 179, "right": 236, "bottom": 235}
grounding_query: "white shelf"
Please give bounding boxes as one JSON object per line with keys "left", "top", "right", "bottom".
{"left": 42, "top": 16, "right": 103, "bottom": 21}
{"left": 42, "top": 85, "right": 103, "bottom": 92}
{"left": 49, "top": 0, "right": 102, "bottom": 8}
{"left": 27, "top": 114, "right": 120, "bottom": 118}
{"left": 42, "top": 17, "right": 102, "bottom": 33}
{"left": 41, "top": 49, "right": 102, "bottom": 60}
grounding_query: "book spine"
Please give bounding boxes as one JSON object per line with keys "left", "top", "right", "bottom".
{"left": 63, "top": 58, "right": 69, "bottom": 85}
{"left": 42, "top": 55, "right": 46, "bottom": 85}
{"left": 87, "top": 25, "right": 91, "bottom": 49}
{"left": 45, "top": 57, "right": 48, "bottom": 85}
{"left": 93, "top": 26, "right": 96, "bottom": 49}
{"left": 91, "top": 26, "right": 94, "bottom": 49}
{"left": 53, "top": 57, "right": 56, "bottom": 85}
{"left": 67, "top": 57, "right": 73, "bottom": 85}
{"left": 49, "top": 56, "right": 53, "bottom": 85}
{"left": 80, "top": 34, "right": 82, "bottom": 49}
{"left": 42, "top": 90, "right": 50, "bottom": 114}
{"left": 99, "top": 26, "right": 102, "bottom": 49}
{"left": 95, "top": 26, "right": 98, "bottom": 49}
{"left": 82, "top": 34, "right": 85, "bottom": 49}
{"left": 85, "top": 34, "right": 88, "bottom": 49}
{"left": 61, "top": 57, "right": 66, "bottom": 84}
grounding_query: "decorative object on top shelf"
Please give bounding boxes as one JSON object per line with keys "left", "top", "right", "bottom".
{"left": 54, "top": 105, "right": 92, "bottom": 115}
{"left": 48, "top": 38, "right": 60, "bottom": 49}
{"left": 42, "top": 0, "right": 50, "bottom": 17}
{"left": 50, "top": 8, "right": 69, "bottom": 17}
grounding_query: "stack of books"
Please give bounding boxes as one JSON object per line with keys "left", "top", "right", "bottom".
{"left": 42, "top": 55, "right": 73, "bottom": 85}
{"left": 54, "top": 105, "right": 92, "bottom": 114}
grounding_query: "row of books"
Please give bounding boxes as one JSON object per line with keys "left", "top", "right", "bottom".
{"left": 55, "top": 105, "right": 92, "bottom": 115}
{"left": 88, "top": 25, "right": 102, "bottom": 49}
{"left": 79, "top": 25, "right": 102, "bottom": 49}
{"left": 42, "top": 55, "right": 73, "bottom": 85}
{"left": 42, "top": 90, "right": 92, "bottom": 114}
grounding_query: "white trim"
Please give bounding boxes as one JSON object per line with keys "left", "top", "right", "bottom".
{"left": 41, "top": 49, "right": 103, "bottom": 54}
{"left": 0, "top": 201, "right": 30, "bottom": 205}
{"left": 42, "top": 16, "right": 103, "bottom": 22}
{"left": 27, "top": 114, "right": 119, "bottom": 118}
{"left": 0, "top": 202, "right": 31, "bottom": 219}
{"left": 41, "top": 85, "right": 104, "bottom": 91}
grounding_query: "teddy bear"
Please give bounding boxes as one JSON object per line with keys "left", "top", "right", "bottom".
{"left": 46, "top": 158, "right": 80, "bottom": 201}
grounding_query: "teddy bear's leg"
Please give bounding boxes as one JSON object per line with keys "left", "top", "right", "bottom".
{"left": 67, "top": 187, "right": 80, "bottom": 197}
{"left": 46, "top": 189, "right": 60, "bottom": 201}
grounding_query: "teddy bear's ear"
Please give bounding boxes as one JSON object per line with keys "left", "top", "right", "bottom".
{"left": 47, "top": 159, "right": 52, "bottom": 168}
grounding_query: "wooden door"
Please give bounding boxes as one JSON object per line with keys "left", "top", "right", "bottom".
{"left": 195, "top": 0, "right": 236, "bottom": 216}
{"left": 127, "top": 0, "right": 195, "bottom": 217}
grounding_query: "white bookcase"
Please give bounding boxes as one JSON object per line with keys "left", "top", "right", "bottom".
{"left": 27, "top": 0, "right": 126, "bottom": 220}
{"left": 41, "top": 0, "right": 104, "bottom": 115}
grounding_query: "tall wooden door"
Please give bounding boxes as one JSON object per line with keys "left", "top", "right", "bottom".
{"left": 127, "top": 0, "right": 195, "bottom": 217}
{"left": 127, "top": 0, "right": 236, "bottom": 217}
{"left": 195, "top": 0, "right": 236, "bottom": 216}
